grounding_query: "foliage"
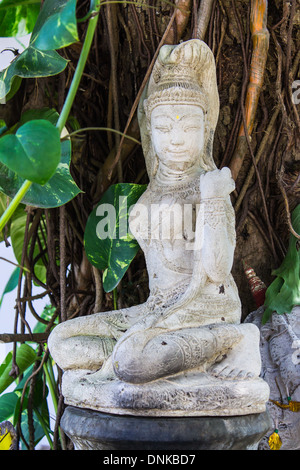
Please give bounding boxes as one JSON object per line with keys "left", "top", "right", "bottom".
{"left": 0, "top": 343, "right": 37, "bottom": 394}
{"left": 84, "top": 183, "right": 146, "bottom": 292}
{"left": 263, "top": 205, "right": 300, "bottom": 324}
{"left": 0, "top": 0, "right": 145, "bottom": 450}
{"left": 0, "top": 267, "right": 20, "bottom": 308}
{"left": 0, "top": 342, "right": 53, "bottom": 449}
{"left": 30, "top": 0, "right": 79, "bottom": 51}
{"left": 0, "top": 0, "right": 41, "bottom": 38}
{"left": 0, "top": 0, "right": 79, "bottom": 101}
{"left": 0, "top": 119, "right": 61, "bottom": 184}
{"left": 0, "top": 108, "right": 81, "bottom": 208}
{"left": 0, "top": 0, "right": 101, "bottom": 450}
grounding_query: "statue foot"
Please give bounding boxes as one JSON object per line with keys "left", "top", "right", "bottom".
{"left": 210, "top": 362, "right": 255, "bottom": 380}
{"left": 85, "top": 356, "right": 115, "bottom": 384}
{"left": 209, "top": 323, "right": 261, "bottom": 380}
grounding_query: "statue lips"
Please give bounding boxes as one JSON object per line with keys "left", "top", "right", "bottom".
{"left": 165, "top": 149, "right": 189, "bottom": 159}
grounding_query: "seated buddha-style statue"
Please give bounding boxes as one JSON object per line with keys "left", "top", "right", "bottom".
{"left": 48, "top": 39, "right": 269, "bottom": 416}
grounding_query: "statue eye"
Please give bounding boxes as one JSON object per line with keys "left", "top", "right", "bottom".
{"left": 184, "top": 126, "right": 200, "bottom": 132}
{"left": 155, "top": 126, "right": 170, "bottom": 133}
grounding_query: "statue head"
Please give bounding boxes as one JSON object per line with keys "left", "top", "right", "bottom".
{"left": 138, "top": 39, "right": 219, "bottom": 180}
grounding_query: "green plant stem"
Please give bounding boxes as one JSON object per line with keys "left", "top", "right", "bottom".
{"left": 43, "top": 362, "right": 58, "bottom": 413}
{"left": 56, "top": 1, "right": 101, "bottom": 135}
{"left": 65, "top": 127, "right": 141, "bottom": 145}
{"left": 42, "top": 360, "right": 65, "bottom": 447}
{"left": 33, "top": 407, "right": 54, "bottom": 450}
{"left": 113, "top": 288, "right": 118, "bottom": 310}
{"left": 0, "top": 179, "right": 32, "bottom": 232}
{"left": 0, "top": 256, "right": 29, "bottom": 272}
{"left": 46, "top": 359, "right": 57, "bottom": 394}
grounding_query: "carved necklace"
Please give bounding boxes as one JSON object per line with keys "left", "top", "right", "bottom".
{"left": 149, "top": 175, "right": 202, "bottom": 200}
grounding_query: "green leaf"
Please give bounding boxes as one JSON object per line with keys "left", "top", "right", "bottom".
{"left": 0, "top": 47, "right": 68, "bottom": 101}
{"left": 33, "top": 304, "right": 57, "bottom": 334}
{"left": 20, "top": 403, "right": 50, "bottom": 449}
{"left": 19, "top": 107, "right": 59, "bottom": 127}
{"left": 0, "top": 267, "right": 20, "bottom": 308}
{"left": 13, "top": 366, "right": 51, "bottom": 449}
{"left": 263, "top": 204, "right": 300, "bottom": 324}
{"left": 0, "top": 392, "right": 19, "bottom": 422}
{"left": 0, "top": 0, "right": 41, "bottom": 37}
{"left": 14, "top": 366, "right": 48, "bottom": 405}
{"left": 13, "top": 366, "right": 48, "bottom": 415}
{"left": 2, "top": 76, "right": 22, "bottom": 103}
{"left": 0, "top": 191, "right": 10, "bottom": 241}
{"left": 84, "top": 183, "right": 147, "bottom": 292}
{"left": 0, "top": 109, "right": 81, "bottom": 208}
{"left": 0, "top": 120, "right": 7, "bottom": 136}
{"left": 0, "top": 349, "right": 12, "bottom": 377}
{"left": 0, "top": 119, "right": 61, "bottom": 185}
{"left": 0, "top": 343, "right": 37, "bottom": 394}
{"left": 0, "top": 0, "right": 77, "bottom": 101}
{"left": 31, "top": 0, "right": 79, "bottom": 51}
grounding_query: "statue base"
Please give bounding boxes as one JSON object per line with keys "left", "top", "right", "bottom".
{"left": 61, "top": 405, "right": 271, "bottom": 450}
{"left": 61, "top": 368, "right": 270, "bottom": 417}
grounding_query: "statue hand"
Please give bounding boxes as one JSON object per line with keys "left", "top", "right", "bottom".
{"left": 200, "top": 167, "right": 235, "bottom": 199}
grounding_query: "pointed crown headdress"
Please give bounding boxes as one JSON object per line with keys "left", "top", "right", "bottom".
{"left": 138, "top": 39, "right": 220, "bottom": 178}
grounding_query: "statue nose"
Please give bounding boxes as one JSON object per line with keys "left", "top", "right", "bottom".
{"left": 170, "top": 132, "right": 184, "bottom": 145}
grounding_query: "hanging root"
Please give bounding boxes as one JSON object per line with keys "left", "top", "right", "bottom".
{"left": 229, "top": 0, "right": 269, "bottom": 181}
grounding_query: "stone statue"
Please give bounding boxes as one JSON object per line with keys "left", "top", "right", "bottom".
{"left": 246, "top": 306, "right": 300, "bottom": 450}
{"left": 48, "top": 39, "right": 269, "bottom": 416}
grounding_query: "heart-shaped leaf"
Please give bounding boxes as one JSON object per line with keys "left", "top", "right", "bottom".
{"left": 0, "top": 119, "right": 61, "bottom": 185}
{"left": 0, "top": 139, "right": 80, "bottom": 208}
{"left": 0, "top": 47, "right": 68, "bottom": 101}
{"left": 84, "top": 183, "right": 147, "bottom": 292}
{"left": 263, "top": 204, "right": 300, "bottom": 323}
{"left": 0, "top": 109, "right": 81, "bottom": 208}
{"left": 0, "top": 343, "right": 37, "bottom": 394}
{"left": 0, "top": 0, "right": 41, "bottom": 37}
{"left": 0, "top": 392, "right": 19, "bottom": 423}
{"left": 31, "top": 0, "right": 79, "bottom": 51}
{"left": 0, "top": 0, "right": 79, "bottom": 102}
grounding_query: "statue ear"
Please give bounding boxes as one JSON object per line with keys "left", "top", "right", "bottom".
{"left": 146, "top": 146, "right": 158, "bottom": 180}
{"left": 146, "top": 119, "right": 151, "bottom": 134}
{"left": 202, "top": 129, "right": 217, "bottom": 171}
{"left": 151, "top": 151, "right": 159, "bottom": 179}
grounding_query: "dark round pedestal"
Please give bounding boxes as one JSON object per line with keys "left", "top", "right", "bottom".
{"left": 61, "top": 406, "right": 271, "bottom": 450}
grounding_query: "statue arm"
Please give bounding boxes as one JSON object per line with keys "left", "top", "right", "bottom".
{"left": 200, "top": 197, "right": 235, "bottom": 283}
{"left": 196, "top": 168, "right": 236, "bottom": 284}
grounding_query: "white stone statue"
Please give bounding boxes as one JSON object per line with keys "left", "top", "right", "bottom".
{"left": 48, "top": 39, "right": 269, "bottom": 416}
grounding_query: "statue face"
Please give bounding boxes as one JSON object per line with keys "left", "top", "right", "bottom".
{"left": 150, "top": 104, "right": 205, "bottom": 171}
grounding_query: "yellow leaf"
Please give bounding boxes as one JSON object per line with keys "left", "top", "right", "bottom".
{"left": 270, "top": 399, "right": 289, "bottom": 409}
{"left": 289, "top": 401, "right": 300, "bottom": 412}
{"left": 0, "top": 430, "right": 13, "bottom": 450}
{"left": 268, "top": 430, "right": 282, "bottom": 450}
{"left": 270, "top": 398, "right": 300, "bottom": 412}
